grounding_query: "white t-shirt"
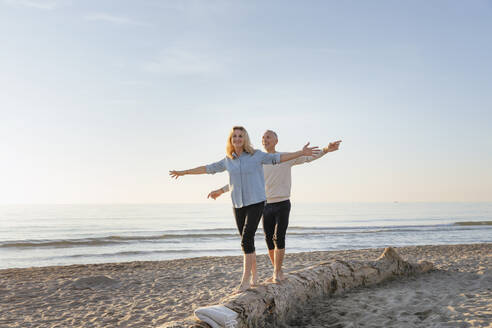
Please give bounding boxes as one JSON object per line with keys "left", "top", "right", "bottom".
{"left": 263, "top": 151, "right": 326, "bottom": 203}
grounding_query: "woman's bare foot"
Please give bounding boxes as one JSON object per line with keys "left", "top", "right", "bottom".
{"left": 272, "top": 270, "right": 287, "bottom": 283}
{"left": 250, "top": 275, "right": 259, "bottom": 287}
{"left": 234, "top": 281, "right": 251, "bottom": 294}
{"left": 273, "top": 272, "right": 282, "bottom": 283}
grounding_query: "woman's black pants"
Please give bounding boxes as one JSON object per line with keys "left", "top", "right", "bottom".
{"left": 233, "top": 201, "right": 265, "bottom": 254}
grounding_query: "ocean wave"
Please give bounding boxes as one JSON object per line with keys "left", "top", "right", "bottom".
{"left": 66, "top": 248, "right": 234, "bottom": 258}
{"left": 45, "top": 248, "right": 236, "bottom": 259}
{"left": 0, "top": 233, "right": 239, "bottom": 248}
{"left": 288, "top": 224, "right": 451, "bottom": 231}
{"left": 455, "top": 221, "right": 492, "bottom": 226}
{"left": 287, "top": 228, "right": 426, "bottom": 235}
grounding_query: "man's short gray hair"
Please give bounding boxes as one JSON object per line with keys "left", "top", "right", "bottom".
{"left": 265, "top": 130, "right": 278, "bottom": 139}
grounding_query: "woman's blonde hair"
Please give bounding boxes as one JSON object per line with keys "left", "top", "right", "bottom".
{"left": 226, "top": 126, "right": 255, "bottom": 159}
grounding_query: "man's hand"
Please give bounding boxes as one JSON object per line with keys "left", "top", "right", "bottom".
{"left": 207, "top": 188, "right": 224, "bottom": 200}
{"left": 302, "top": 142, "right": 321, "bottom": 156}
{"left": 323, "top": 140, "right": 342, "bottom": 153}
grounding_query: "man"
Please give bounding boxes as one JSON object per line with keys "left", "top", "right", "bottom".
{"left": 208, "top": 130, "right": 341, "bottom": 283}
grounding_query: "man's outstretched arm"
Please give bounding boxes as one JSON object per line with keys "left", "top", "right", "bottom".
{"left": 207, "top": 185, "right": 230, "bottom": 200}
{"left": 292, "top": 140, "right": 342, "bottom": 166}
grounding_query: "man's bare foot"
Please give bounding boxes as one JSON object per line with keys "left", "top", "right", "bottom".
{"left": 278, "top": 270, "right": 287, "bottom": 281}
{"left": 250, "top": 275, "right": 259, "bottom": 287}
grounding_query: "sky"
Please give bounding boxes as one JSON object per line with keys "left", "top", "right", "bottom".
{"left": 1, "top": 0, "right": 491, "bottom": 204}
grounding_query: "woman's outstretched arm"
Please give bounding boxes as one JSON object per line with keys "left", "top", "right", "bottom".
{"left": 169, "top": 166, "right": 207, "bottom": 179}
{"left": 279, "top": 142, "right": 320, "bottom": 163}
{"left": 170, "top": 158, "right": 227, "bottom": 179}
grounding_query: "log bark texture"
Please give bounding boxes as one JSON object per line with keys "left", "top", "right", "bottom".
{"left": 162, "top": 247, "right": 433, "bottom": 328}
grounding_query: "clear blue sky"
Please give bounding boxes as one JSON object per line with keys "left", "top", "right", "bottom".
{"left": 1, "top": 0, "right": 491, "bottom": 204}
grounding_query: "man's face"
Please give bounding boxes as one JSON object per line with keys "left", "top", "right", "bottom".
{"left": 262, "top": 131, "right": 278, "bottom": 151}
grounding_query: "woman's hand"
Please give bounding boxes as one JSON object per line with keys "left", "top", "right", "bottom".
{"left": 323, "top": 140, "right": 342, "bottom": 153}
{"left": 169, "top": 170, "right": 185, "bottom": 179}
{"left": 302, "top": 142, "right": 321, "bottom": 156}
{"left": 207, "top": 189, "right": 224, "bottom": 200}
{"left": 169, "top": 166, "right": 207, "bottom": 179}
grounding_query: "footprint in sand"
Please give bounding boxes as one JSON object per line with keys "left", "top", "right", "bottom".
{"left": 414, "top": 309, "right": 433, "bottom": 321}
{"left": 70, "top": 275, "right": 121, "bottom": 290}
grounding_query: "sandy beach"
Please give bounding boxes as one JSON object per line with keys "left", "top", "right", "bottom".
{"left": 0, "top": 243, "right": 490, "bottom": 327}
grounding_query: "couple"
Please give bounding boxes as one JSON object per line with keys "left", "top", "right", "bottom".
{"left": 169, "top": 126, "right": 341, "bottom": 293}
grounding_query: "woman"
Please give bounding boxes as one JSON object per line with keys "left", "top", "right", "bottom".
{"left": 169, "top": 126, "right": 319, "bottom": 293}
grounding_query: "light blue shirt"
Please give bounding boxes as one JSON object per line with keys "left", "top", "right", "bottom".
{"left": 206, "top": 150, "right": 281, "bottom": 208}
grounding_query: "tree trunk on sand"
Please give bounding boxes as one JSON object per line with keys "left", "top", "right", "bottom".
{"left": 162, "top": 247, "right": 433, "bottom": 328}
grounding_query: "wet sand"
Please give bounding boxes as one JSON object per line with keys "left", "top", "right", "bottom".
{"left": 0, "top": 243, "right": 490, "bottom": 327}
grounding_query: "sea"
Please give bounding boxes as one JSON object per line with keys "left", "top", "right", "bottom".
{"left": 0, "top": 202, "right": 491, "bottom": 270}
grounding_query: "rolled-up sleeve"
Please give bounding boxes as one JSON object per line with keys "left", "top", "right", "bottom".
{"left": 259, "top": 151, "right": 281, "bottom": 165}
{"left": 206, "top": 158, "right": 226, "bottom": 174}
{"left": 292, "top": 150, "right": 326, "bottom": 166}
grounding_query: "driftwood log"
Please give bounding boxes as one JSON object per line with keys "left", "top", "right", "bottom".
{"left": 162, "top": 247, "right": 433, "bottom": 328}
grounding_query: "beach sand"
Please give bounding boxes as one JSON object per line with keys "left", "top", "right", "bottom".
{"left": 0, "top": 243, "right": 490, "bottom": 327}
